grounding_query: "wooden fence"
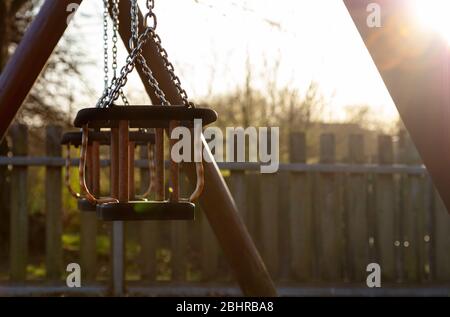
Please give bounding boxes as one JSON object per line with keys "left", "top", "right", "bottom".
{"left": 0, "top": 124, "right": 450, "bottom": 296}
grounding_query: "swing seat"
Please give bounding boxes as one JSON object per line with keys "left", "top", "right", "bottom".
{"left": 77, "top": 198, "right": 97, "bottom": 212}
{"left": 61, "top": 130, "right": 155, "bottom": 147}
{"left": 96, "top": 201, "right": 195, "bottom": 221}
{"left": 73, "top": 105, "right": 217, "bottom": 128}
{"left": 61, "top": 131, "right": 109, "bottom": 146}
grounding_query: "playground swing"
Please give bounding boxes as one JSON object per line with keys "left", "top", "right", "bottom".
{"left": 67, "top": 0, "right": 217, "bottom": 221}
{"left": 61, "top": 130, "right": 156, "bottom": 212}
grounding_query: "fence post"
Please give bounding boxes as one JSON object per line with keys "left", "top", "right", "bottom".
{"left": 433, "top": 192, "right": 450, "bottom": 281}
{"left": 139, "top": 146, "right": 157, "bottom": 281}
{"left": 288, "top": 132, "right": 313, "bottom": 281}
{"left": 200, "top": 206, "right": 219, "bottom": 281}
{"left": 9, "top": 124, "right": 28, "bottom": 281}
{"left": 316, "top": 133, "right": 342, "bottom": 281}
{"left": 0, "top": 138, "right": 10, "bottom": 261}
{"left": 346, "top": 134, "right": 369, "bottom": 282}
{"left": 229, "top": 170, "right": 247, "bottom": 222}
{"left": 398, "top": 132, "right": 425, "bottom": 282}
{"left": 45, "top": 125, "right": 63, "bottom": 280}
{"left": 259, "top": 129, "right": 279, "bottom": 279}
{"left": 375, "top": 135, "right": 397, "bottom": 282}
{"left": 171, "top": 171, "right": 188, "bottom": 282}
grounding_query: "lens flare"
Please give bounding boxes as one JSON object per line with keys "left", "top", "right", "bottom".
{"left": 413, "top": 0, "right": 450, "bottom": 44}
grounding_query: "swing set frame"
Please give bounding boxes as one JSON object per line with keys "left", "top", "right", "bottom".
{"left": 0, "top": 0, "right": 449, "bottom": 296}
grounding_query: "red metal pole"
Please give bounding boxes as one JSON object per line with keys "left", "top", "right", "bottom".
{"left": 0, "top": 0, "right": 83, "bottom": 140}
{"left": 114, "top": 2, "right": 277, "bottom": 296}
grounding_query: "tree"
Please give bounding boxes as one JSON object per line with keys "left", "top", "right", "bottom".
{"left": 0, "top": 0, "right": 90, "bottom": 127}
{"left": 0, "top": 0, "right": 89, "bottom": 256}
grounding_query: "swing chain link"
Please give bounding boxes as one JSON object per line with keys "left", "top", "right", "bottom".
{"left": 97, "top": 0, "right": 130, "bottom": 108}
{"left": 129, "top": 0, "right": 139, "bottom": 50}
{"left": 112, "top": 0, "right": 130, "bottom": 106}
{"left": 145, "top": 0, "right": 194, "bottom": 108}
{"left": 127, "top": 0, "right": 169, "bottom": 106}
{"left": 102, "top": 0, "right": 109, "bottom": 94}
{"left": 100, "top": 0, "right": 194, "bottom": 108}
{"left": 104, "top": 26, "right": 168, "bottom": 107}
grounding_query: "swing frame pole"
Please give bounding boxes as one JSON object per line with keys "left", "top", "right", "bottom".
{"left": 0, "top": 0, "right": 83, "bottom": 140}
{"left": 113, "top": 1, "right": 277, "bottom": 297}
{"left": 0, "top": 0, "right": 277, "bottom": 297}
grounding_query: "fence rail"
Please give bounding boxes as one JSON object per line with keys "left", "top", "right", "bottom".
{"left": 0, "top": 157, "right": 427, "bottom": 174}
{"left": 0, "top": 125, "right": 449, "bottom": 296}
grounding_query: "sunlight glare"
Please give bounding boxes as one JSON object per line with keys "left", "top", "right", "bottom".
{"left": 414, "top": 0, "right": 450, "bottom": 44}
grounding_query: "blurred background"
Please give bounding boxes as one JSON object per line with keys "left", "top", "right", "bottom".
{"left": 0, "top": 0, "right": 449, "bottom": 295}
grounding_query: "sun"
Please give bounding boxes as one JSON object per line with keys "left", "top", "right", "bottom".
{"left": 413, "top": 0, "right": 450, "bottom": 44}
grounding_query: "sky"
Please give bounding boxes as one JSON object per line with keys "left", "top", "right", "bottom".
{"left": 65, "top": 0, "right": 399, "bottom": 124}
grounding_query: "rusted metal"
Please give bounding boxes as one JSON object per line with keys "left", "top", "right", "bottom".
{"left": 169, "top": 121, "right": 179, "bottom": 201}
{"left": 155, "top": 128, "right": 165, "bottom": 201}
{"left": 91, "top": 141, "right": 101, "bottom": 196}
{"left": 110, "top": 128, "right": 119, "bottom": 198}
{"left": 118, "top": 121, "right": 129, "bottom": 203}
{"left": 85, "top": 145, "right": 93, "bottom": 194}
{"left": 128, "top": 141, "right": 135, "bottom": 200}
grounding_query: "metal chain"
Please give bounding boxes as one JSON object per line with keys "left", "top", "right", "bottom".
{"left": 99, "top": 0, "right": 194, "bottom": 108}
{"left": 145, "top": 1, "right": 193, "bottom": 107}
{"left": 129, "top": 0, "right": 139, "bottom": 50}
{"left": 111, "top": 0, "right": 119, "bottom": 79}
{"left": 98, "top": 0, "right": 110, "bottom": 108}
{"left": 152, "top": 32, "right": 194, "bottom": 107}
{"left": 127, "top": 0, "right": 169, "bottom": 106}
{"left": 112, "top": 0, "right": 129, "bottom": 106}
{"left": 103, "top": 27, "right": 169, "bottom": 107}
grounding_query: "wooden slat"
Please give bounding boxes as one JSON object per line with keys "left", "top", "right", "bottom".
{"left": 402, "top": 175, "right": 424, "bottom": 282}
{"left": 45, "top": 125, "right": 62, "bottom": 280}
{"left": 433, "top": 192, "right": 450, "bottom": 281}
{"left": 170, "top": 221, "right": 187, "bottom": 282}
{"left": 246, "top": 173, "right": 261, "bottom": 250}
{"left": 278, "top": 170, "right": 290, "bottom": 281}
{"left": 229, "top": 170, "right": 247, "bottom": 223}
{"left": 0, "top": 139, "right": 10, "bottom": 270}
{"left": 399, "top": 134, "right": 426, "bottom": 283}
{"left": 422, "top": 176, "right": 434, "bottom": 282}
{"left": 200, "top": 207, "right": 219, "bottom": 281}
{"left": 259, "top": 173, "right": 279, "bottom": 278}
{"left": 316, "top": 133, "right": 342, "bottom": 281}
{"left": 9, "top": 124, "right": 28, "bottom": 281}
{"left": 346, "top": 134, "right": 369, "bottom": 282}
{"left": 375, "top": 135, "right": 397, "bottom": 281}
{"left": 288, "top": 132, "right": 313, "bottom": 281}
